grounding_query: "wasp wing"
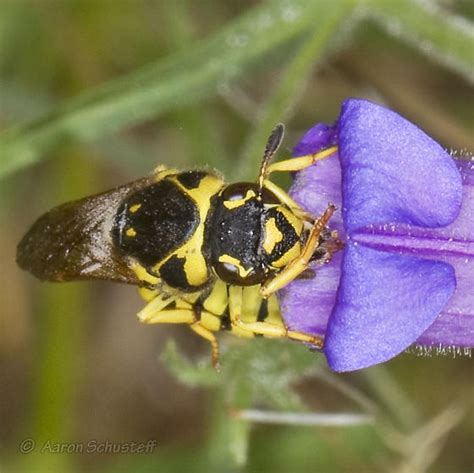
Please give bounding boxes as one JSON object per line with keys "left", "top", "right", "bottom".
{"left": 17, "top": 177, "right": 151, "bottom": 285}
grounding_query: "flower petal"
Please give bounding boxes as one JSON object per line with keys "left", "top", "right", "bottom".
{"left": 292, "top": 123, "right": 337, "bottom": 157}
{"left": 419, "top": 160, "right": 474, "bottom": 346}
{"left": 348, "top": 159, "right": 474, "bottom": 348}
{"left": 338, "top": 99, "right": 463, "bottom": 233}
{"left": 282, "top": 101, "right": 472, "bottom": 371}
{"left": 280, "top": 128, "right": 343, "bottom": 335}
{"left": 278, "top": 252, "right": 342, "bottom": 338}
{"left": 324, "top": 242, "right": 456, "bottom": 372}
{"left": 281, "top": 158, "right": 474, "bottom": 357}
{"left": 289, "top": 146, "right": 344, "bottom": 236}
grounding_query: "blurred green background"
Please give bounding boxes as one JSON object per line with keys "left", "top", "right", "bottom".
{"left": 1, "top": 1, "right": 473, "bottom": 472}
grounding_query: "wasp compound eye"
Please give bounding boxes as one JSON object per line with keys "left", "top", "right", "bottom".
{"left": 221, "top": 182, "right": 279, "bottom": 205}
{"left": 221, "top": 182, "right": 251, "bottom": 201}
{"left": 214, "top": 260, "right": 266, "bottom": 286}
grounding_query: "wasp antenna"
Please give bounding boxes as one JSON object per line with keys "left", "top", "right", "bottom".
{"left": 258, "top": 123, "right": 285, "bottom": 194}
{"left": 265, "top": 123, "right": 285, "bottom": 158}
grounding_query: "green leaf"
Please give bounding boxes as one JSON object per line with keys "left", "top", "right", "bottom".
{"left": 0, "top": 0, "right": 340, "bottom": 179}
{"left": 369, "top": 0, "right": 474, "bottom": 82}
{"left": 160, "top": 340, "right": 220, "bottom": 387}
{"left": 238, "top": 0, "right": 354, "bottom": 179}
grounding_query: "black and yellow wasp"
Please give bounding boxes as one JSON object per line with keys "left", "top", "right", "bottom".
{"left": 17, "top": 125, "right": 340, "bottom": 367}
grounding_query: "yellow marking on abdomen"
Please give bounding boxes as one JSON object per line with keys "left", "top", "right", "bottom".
{"left": 126, "top": 227, "right": 137, "bottom": 237}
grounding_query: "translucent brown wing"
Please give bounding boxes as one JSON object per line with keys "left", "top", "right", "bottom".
{"left": 17, "top": 177, "right": 151, "bottom": 285}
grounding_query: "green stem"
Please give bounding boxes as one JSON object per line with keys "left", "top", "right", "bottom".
{"left": 368, "top": 0, "right": 474, "bottom": 83}
{"left": 0, "top": 0, "right": 325, "bottom": 180}
{"left": 161, "top": 0, "right": 228, "bottom": 170}
{"left": 238, "top": 0, "right": 355, "bottom": 180}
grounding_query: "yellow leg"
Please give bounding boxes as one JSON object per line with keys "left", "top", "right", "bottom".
{"left": 190, "top": 323, "right": 221, "bottom": 370}
{"left": 260, "top": 204, "right": 336, "bottom": 298}
{"left": 137, "top": 292, "right": 177, "bottom": 322}
{"left": 228, "top": 286, "right": 324, "bottom": 348}
{"left": 264, "top": 146, "right": 337, "bottom": 176}
{"left": 227, "top": 286, "right": 251, "bottom": 338}
{"left": 262, "top": 179, "right": 312, "bottom": 221}
{"left": 231, "top": 319, "right": 323, "bottom": 349}
{"left": 139, "top": 308, "right": 197, "bottom": 325}
{"left": 202, "top": 279, "right": 229, "bottom": 316}
{"left": 138, "top": 294, "right": 223, "bottom": 368}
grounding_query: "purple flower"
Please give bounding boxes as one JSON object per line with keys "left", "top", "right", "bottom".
{"left": 279, "top": 98, "right": 474, "bottom": 372}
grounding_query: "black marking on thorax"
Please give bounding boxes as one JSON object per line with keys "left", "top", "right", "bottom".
{"left": 176, "top": 171, "right": 208, "bottom": 189}
{"left": 159, "top": 255, "right": 189, "bottom": 290}
{"left": 112, "top": 179, "right": 199, "bottom": 268}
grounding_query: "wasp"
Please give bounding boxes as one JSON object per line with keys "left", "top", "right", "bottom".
{"left": 17, "top": 124, "right": 340, "bottom": 368}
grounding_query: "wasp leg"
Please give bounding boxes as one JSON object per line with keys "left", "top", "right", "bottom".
{"left": 138, "top": 308, "right": 197, "bottom": 325}
{"left": 233, "top": 320, "right": 323, "bottom": 349}
{"left": 228, "top": 286, "right": 323, "bottom": 348}
{"left": 190, "top": 323, "right": 221, "bottom": 370}
{"left": 264, "top": 146, "right": 338, "bottom": 177}
{"left": 202, "top": 279, "right": 229, "bottom": 317}
{"left": 137, "top": 292, "right": 177, "bottom": 322}
{"left": 138, "top": 295, "right": 223, "bottom": 369}
{"left": 260, "top": 204, "right": 336, "bottom": 298}
{"left": 262, "top": 179, "right": 312, "bottom": 221}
